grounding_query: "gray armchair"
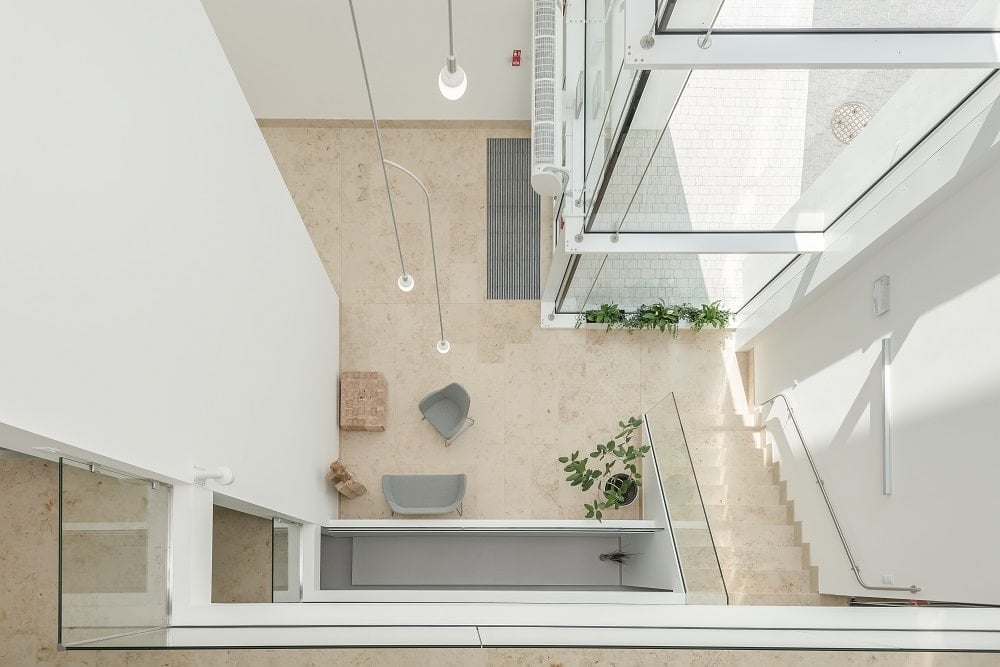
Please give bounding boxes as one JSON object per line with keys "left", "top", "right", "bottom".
{"left": 382, "top": 474, "right": 467, "bottom": 516}
{"left": 418, "top": 382, "right": 474, "bottom": 446}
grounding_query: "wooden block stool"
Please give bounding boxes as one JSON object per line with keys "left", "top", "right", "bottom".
{"left": 339, "top": 371, "right": 387, "bottom": 432}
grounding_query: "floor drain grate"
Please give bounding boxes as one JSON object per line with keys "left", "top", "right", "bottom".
{"left": 831, "top": 102, "right": 873, "bottom": 144}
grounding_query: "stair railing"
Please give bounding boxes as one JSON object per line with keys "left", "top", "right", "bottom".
{"left": 760, "top": 393, "right": 920, "bottom": 595}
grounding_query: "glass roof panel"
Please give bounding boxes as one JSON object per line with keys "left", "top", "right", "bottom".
{"left": 560, "top": 253, "right": 797, "bottom": 314}
{"left": 660, "top": 0, "right": 998, "bottom": 31}
{"left": 585, "top": 0, "right": 634, "bottom": 182}
{"left": 588, "top": 67, "right": 993, "bottom": 233}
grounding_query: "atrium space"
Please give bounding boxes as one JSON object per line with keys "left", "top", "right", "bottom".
{"left": 2, "top": 0, "right": 1000, "bottom": 661}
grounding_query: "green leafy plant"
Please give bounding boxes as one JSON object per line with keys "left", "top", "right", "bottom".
{"left": 632, "top": 299, "right": 680, "bottom": 336}
{"left": 582, "top": 302, "right": 626, "bottom": 331}
{"left": 688, "top": 300, "right": 730, "bottom": 332}
{"left": 558, "top": 416, "right": 649, "bottom": 520}
{"left": 581, "top": 300, "right": 732, "bottom": 335}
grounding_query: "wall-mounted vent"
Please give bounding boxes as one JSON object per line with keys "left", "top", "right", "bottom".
{"left": 530, "top": 0, "right": 564, "bottom": 197}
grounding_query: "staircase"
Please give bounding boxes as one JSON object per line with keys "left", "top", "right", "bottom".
{"left": 676, "top": 412, "right": 821, "bottom": 605}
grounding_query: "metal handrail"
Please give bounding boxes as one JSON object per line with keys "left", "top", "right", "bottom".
{"left": 760, "top": 393, "right": 920, "bottom": 595}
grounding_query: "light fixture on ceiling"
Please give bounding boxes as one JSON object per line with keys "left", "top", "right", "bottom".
{"left": 384, "top": 160, "right": 450, "bottom": 355}
{"left": 438, "top": 0, "right": 467, "bottom": 101}
{"left": 348, "top": 0, "right": 413, "bottom": 293}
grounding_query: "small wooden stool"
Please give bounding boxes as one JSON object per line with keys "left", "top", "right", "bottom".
{"left": 339, "top": 371, "right": 387, "bottom": 431}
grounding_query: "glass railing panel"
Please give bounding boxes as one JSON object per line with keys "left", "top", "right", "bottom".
{"left": 272, "top": 518, "right": 302, "bottom": 602}
{"left": 645, "top": 393, "right": 727, "bottom": 604}
{"left": 584, "top": 0, "right": 636, "bottom": 197}
{"left": 59, "top": 458, "right": 170, "bottom": 645}
{"left": 660, "top": 0, "right": 997, "bottom": 31}
{"left": 590, "top": 67, "right": 994, "bottom": 233}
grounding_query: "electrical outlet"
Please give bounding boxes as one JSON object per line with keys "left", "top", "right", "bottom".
{"left": 882, "top": 574, "right": 895, "bottom": 585}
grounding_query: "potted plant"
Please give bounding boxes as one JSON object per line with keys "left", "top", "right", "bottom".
{"left": 583, "top": 302, "right": 625, "bottom": 331}
{"left": 599, "top": 550, "right": 634, "bottom": 565}
{"left": 579, "top": 300, "right": 732, "bottom": 335}
{"left": 683, "top": 300, "right": 730, "bottom": 331}
{"left": 632, "top": 299, "right": 680, "bottom": 336}
{"left": 558, "top": 416, "right": 650, "bottom": 520}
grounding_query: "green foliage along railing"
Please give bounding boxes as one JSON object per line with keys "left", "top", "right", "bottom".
{"left": 577, "top": 300, "right": 732, "bottom": 336}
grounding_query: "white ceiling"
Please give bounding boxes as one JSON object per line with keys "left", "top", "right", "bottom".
{"left": 200, "top": 0, "right": 533, "bottom": 120}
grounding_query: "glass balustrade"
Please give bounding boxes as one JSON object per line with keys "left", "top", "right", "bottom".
{"left": 59, "top": 458, "right": 170, "bottom": 645}
{"left": 645, "top": 393, "right": 728, "bottom": 604}
{"left": 584, "top": 0, "right": 637, "bottom": 210}
{"left": 272, "top": 518, "right": 302, "bottom": 602}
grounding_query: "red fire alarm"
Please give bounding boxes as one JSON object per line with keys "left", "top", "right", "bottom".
{"left": 512, "top": 49, "right": 521, "bottom": 67}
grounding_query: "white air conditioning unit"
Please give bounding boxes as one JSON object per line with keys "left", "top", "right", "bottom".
{"left": 530, "top": 0, "right": 565, "bottom": 197}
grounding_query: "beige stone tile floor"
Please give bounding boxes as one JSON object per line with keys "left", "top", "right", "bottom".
{"left": 262, "top": 122, "right": 754, "bottom": 521}
{"left": 2, "top": 457, "right": 995, "bottom": 666}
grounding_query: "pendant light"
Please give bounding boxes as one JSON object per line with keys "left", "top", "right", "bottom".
{"left": 348, "top": 1, "right": 450, "bottom": 354}
{"left": 348, "top": 0, "right": 413, "bottom": 292}
{"left": 383, "top": 160, "right": 450, "bottom": 354}
{"left": 438, "top": 0, "right": 467, "bottom": 100}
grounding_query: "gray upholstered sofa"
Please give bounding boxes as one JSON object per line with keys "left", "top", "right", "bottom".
{"left": 381, "top": 474, "right": 467, "bottom": 516}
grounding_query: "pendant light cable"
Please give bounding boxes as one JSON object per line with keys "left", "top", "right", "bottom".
{"left": 348, "top": 0, "right": 412, "bottom": 290}
{"left": 383, "top": 160, "right": 449, "bottom": 353}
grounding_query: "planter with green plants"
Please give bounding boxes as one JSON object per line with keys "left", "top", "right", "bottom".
{"left": 577, "top": 300, "right": 731, "bottom": 337}
{"left": 558, "top": 416, "right": 650, "bottom": 520}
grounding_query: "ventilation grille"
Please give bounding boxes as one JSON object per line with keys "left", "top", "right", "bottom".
{"left": 532, "top": 0, "right": 558, "bottom": 168}
{"left": 487, "top": 139, "right": 541, "bottom": 300}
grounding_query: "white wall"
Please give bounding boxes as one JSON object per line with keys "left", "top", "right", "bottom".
{"left": 0, "top": 0, "right": 339, "bottom": 524}
{"left": 753, "top": 158, "right": 1000, "bottom": 604}
{"left": 200, "top": 0, "right": 532, "bottom": 120}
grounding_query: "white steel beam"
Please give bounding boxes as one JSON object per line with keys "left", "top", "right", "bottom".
{"left": 625, "top": 32, "right": 1000, "bottom": 70}
{"left": 566, "top": 230, "right": 825, "bottom": 254}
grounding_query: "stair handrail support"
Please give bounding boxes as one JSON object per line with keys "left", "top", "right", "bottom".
{"left": 759, "top": 393, "right": 920, "bottom": 596}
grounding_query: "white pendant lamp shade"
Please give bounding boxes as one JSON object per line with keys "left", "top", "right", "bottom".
{"left": 397, "top": 273, "right": 415, "bottom": 292}
{"left": 437, "top": 339, "right": 451, "bottom": 354}
{"left": 439, "top": 0, "right": 466, "bottom": 101}
{"left": 438, "top": 63, "right": 467, "bottom": 100}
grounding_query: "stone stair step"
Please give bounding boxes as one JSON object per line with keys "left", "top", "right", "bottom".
{"left": 705, "top": 503, "right": 790, "bottom": 525}
{"left": 668, "top": 503, "right": 716, "bottom": 523}
{"left": 719, "top": 568, "right": 814, "bottom": 594}
{"left": 690, "top": 446, "right": 769, "bottom": 467}
{"left": 711, "top": 524, "right": 796, "bottom": 548}
{"left": 673, "top": 411, "right": 758, "bottom": 430}
{"left": 673, "top": 526, "right": 715, "bottom": 548}
{"left": 691, "top": 465, "right": 775, "bottom": 486}
{"left": 681, "top": 567, "right": 729, "bottom": 594}
{"left": 684, "top": 427, "right": 764, "bottom": 447}
{"left": 717, "top": 546, "right": 805, "bottom": 571}
{"left": 699, "top": 483, "right": 782, "bottom": 507}
{"left": 677, "top": 545, "right": 727, "bottom": 570}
